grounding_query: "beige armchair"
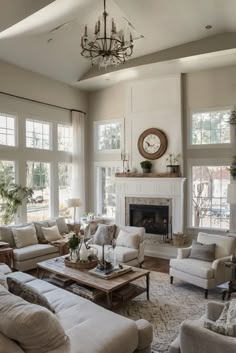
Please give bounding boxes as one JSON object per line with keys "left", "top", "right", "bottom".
{"left": 169, "top": 301, "right": 236, "bottom": 353}
{"left": 169, "top": 232, "right": 236, "bottom": 298}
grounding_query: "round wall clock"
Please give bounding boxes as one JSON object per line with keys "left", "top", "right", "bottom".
{"left": 138, "top": 128, "right": 168, "bottom": 160}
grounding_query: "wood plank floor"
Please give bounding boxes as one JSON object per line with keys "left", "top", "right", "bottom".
{"left": 142, "top": 256, "right": 169, "bottom": 274}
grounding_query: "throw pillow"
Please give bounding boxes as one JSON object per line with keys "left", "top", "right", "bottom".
{"left": 225, "top": 299, "right": 236, "bottom": 336}
{"left": 93, "top": 224, "right": 116, "bottom": 245}
{"left": 0, "top": 273, "right": 8, "bottom": 289}
{"left": 189, "top": 240, "right": 216, "bottom": 262}
{"left": 116, "top": 230, "right": 140, "bottom": 249}
{"left": 55, "top": 217, "right": 69, "bottom": 235}
{"left": 0, "top": 285, "right": 67, "bottom": 353}
{"left": 12, "top": 225, "right": 38, "bottom": 249}
{"left": 0, "top": 226, "right": 15, "bottom": 247}
{"left": 41, "top": 225, "right": 62, "bottom": 242}
{"left": 7, "top": 277, "right": 55, "bottom": 313}
{"left": 33, "top": 221, "right": 49, "bottom": 241}
{"left": 0, "top": 332, "right": 25, "bottom": 353}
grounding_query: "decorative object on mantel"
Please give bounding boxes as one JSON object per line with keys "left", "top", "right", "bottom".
{"left": 228, "top": 156, "right": 236, "bottom": 180}
{"left": 140, "top": 160, "right": 152, "bottom": 173}
{"left": 229, "top": 107, "right": 236, "bottom": 125}
{"left": 121, "top": 152, "right": 130, "bottom": 172}
{"left": 138, "top": 128, "right": 168, "bottom": 160}
{"left": 115, "top": 172, "right": 180, "bottom": 178}
{"left": 166, "top": 153, "right": 181, "bottom": 176}
{"left": 81, "top": 0, "right": 134, "bottom": 67}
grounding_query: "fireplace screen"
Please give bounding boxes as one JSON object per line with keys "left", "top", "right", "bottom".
{"left": 129, "top": 204, "right": 169, "bottom": 235}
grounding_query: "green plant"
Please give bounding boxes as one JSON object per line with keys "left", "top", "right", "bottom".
{"left": 140, "top": 160, "right": 152, "bottom": 169}
{"left": 229, "top": 109, "right": 236, "bottom": 125}
{"left": 229, "top": 165, "right": 236, "bottom": 179}
{"left": 0, "top": 183, "right": 33, "bottom": 225}
{"left": 68, "top": 234, "right": 79, "bottom": 250}
{"left": 166, "top": 153, "right": 180, "bottom": 166}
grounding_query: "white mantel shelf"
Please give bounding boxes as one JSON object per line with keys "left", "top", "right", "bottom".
{"left": 115, "top": 177, "right": 186, "bottom": 234}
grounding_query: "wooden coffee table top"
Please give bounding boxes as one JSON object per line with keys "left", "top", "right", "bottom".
{"left": 37, "top": 256, "right": 150, "bottom": 293}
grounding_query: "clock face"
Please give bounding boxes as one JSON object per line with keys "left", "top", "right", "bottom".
{"left": 143, "top": 134, "right": 161, "bottom": 154}
{"left": 138, "top": 128, "right": 168, "bottom": 160}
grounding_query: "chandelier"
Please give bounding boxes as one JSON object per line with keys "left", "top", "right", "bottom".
{"left": 81, "top": 0, "right": 134, "bottom": 67}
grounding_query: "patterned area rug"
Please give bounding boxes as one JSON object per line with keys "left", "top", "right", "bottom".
{"left": 117, "top": 271, "right": 222, "bottom": 353}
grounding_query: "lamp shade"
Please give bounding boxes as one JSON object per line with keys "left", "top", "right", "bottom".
{"left": 67, "top": 198, "right": 81, "bottom": 208}
{"left": 227, "top": 184, "right": 236, "bottom": 205}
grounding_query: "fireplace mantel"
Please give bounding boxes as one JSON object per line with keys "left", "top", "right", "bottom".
{"left": 115, "top": 177, "right": 186, "bottom": 234}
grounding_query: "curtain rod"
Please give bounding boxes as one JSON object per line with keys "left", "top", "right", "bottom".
{"left": 0, "top": 91, "right": 86, "bottom": 115}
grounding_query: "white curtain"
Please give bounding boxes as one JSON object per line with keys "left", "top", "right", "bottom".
{"left": 71, "top": 110, "right": 86, "bottom": 219}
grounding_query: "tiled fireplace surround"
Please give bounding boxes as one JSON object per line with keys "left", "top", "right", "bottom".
{"left": 115, "top": 177, "right": 186, "bottom": 259}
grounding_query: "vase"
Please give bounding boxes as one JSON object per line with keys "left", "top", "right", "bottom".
{"left": 79, "top": 237, "right": 89, "bottom": 262}
{"left": 70, "top": 249, "right": 78, "bottom": 262}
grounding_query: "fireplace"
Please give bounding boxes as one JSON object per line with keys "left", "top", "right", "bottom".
{"left": 129, "top": 204, "right": 169, "bottom": 235}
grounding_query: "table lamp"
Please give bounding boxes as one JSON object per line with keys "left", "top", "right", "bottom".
{"left": 67, "top": 198, "right": 81, "bottom": 223}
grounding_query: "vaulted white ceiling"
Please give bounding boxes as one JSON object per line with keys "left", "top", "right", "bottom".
{"left": 1, "top": 0, "right": 236, "bottom": 90}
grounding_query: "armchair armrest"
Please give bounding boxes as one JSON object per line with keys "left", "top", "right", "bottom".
{"left": 206, "top": 301, "right": 225, "bottom": 321}
{"left": 180, "top": 319, "right": 236, "bottom": 353}
{"left": 212, "top": 256, "right": 232, "bottom": 271}
{"left": 177, "top": 247, "right": 192, "bottom": 259}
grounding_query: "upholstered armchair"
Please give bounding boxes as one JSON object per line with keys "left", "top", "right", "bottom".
{"left": 169, "top": 301, "right": 236, "bottom": 353}
{"left": 169, "top": 232, "right": 236, "bottom": 298}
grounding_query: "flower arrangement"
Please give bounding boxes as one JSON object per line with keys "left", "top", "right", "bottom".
{"left": 166, "top": 153, "right": 181, "bottom": 166}
{"left": 229, "top": 109, "right": 236, "bottom": 125}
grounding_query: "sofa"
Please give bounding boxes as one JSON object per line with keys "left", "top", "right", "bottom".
{"left": 90, "top": 225, "right": 145, "bottom": 267}
{"left": 0, "top": 217, "right": 69, "bottom": 271}
{"left": 0, "top": 265, "right": 153, "bottom": 353}
{"left": 169, "top": 232, "right": 236, "bottom": 298}
{"left": 169, "top": 301, "right": 236, "bottom": 353}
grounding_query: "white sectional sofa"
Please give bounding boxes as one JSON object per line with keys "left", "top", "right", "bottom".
{"left": 0, "top": 265, "right": 153, "bottom": 353}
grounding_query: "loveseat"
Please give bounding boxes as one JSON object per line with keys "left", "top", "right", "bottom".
{"left": 0, "top": 265, "right": 153, "bottom": 353}
{"left": 90, "top": 225, "right": 145, "bottom": 267}
{"left": 169, "top": 301, "right": 236, "bottom": 353}
{"left": 0, "top": 217, "right": 69, "bottom": 271}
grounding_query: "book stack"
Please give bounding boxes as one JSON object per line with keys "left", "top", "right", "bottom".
{"left": 46, "top": 274, "right": 74, "bottom": 288}
{"left": 69, "top": 283, "right": 103, "bottom": 301}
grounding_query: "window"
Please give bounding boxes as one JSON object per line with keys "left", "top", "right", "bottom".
{"left": 58, "top": 124, "right": 72, "bottom": 152}
{"left": 58, "top": 163, "right": 72, "bottom": 217}
{"left": 26, "top": 120, "right": 50, "bottom": 149}
{"left": 95, "top": 120, "right": 123, "bottom": 152}
{"left": 26, "top": 162, "right": 50, "bottom": 222}
{"left": 191, "top": 110, "right": 230, "bottom": 145}
{"left": 191, "top": 165, "right": 230, "bottom": 230}
{"left": 0, "top": 161, "right": 15, "bottom": 223}
{"left": 96, "top": 165, "right": 121, "bottom": 218}
{"left": 0, "top": 114, "right": 16, "bottom": 146}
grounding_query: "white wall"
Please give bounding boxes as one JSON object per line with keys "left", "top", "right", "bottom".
{"left": 88, "top": 74, "right": 183, "bottom": 211}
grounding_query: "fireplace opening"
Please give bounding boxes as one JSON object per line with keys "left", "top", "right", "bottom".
{"left": 129, "top": 204, "right": 169, "bottom": 235}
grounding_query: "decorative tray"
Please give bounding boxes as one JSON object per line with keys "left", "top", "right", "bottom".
{"left": 64, "top": 256, "right": 98, "bottom": 269}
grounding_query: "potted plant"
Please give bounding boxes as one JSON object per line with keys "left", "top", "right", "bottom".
{"left": 0, "top": 183, "right": 33, "bottom": 224}
{"left": 166, "top": 153, "right": 181, "bottom": 175}
{"left": 228, "top": 156, "right": 236, "bottom": 179}
{"left": 140, "top": 160, "right": 152, "bottom": 173}
{"left": 229, "top": 109, "right": 236, "bottom": 125}
{"left": 68, "top": 234, "right": 80, "bottom": 261}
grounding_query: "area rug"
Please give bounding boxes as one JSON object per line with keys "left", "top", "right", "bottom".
{"left": 117, "top": 271, "right": 222, "bottom": 353}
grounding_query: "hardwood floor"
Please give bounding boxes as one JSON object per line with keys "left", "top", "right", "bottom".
{"left": 142, "top": 256, "right": 169, "bottom": 274}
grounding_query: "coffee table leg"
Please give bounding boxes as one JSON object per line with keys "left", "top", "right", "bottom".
{"left": 106, "top": 292, "right": 113, "bottom": 309}
{"left": 146, "top": 273, "right": 150, "bottom": 300}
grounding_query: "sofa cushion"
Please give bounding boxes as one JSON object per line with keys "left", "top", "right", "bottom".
{"left": 0, "top": 263, "right": 12, "bottom": 275}
{"left": 0, "top": 285, "right": 68, "bottom": 353}
{"left": 0, "top": 273, "right": 8, "bottom": 289}
{"left": 0, "top": 226, "right": 15, "bottom": 247}
{"left": 13, "top": 244, "right": 58, "bottom": 261}
{"left": 33, "top": 221, "right": 49, "bottom": 241}
{"left": 12, "top": 225, "right": 38, "bottom": 248}
{"left": 115, "top": 246, "right": 139, "bottom": 263}
{"left": 0, "top": 332, "right": 24, "bottom": 353}
{"left": 93, "top": 224, "right": 116, "bottom": 245}
{"left": 170, "top": 258, "right": 214, "bottom": 279}
{"left": 116, "top": 230, "right": 141, "bottom": 249}
{"left": 7, "top": 277, "right": 55, "bottom": 313}
{"left": 55, "top": 217, "right": 69, "bottom": 235}
{"left": 42, "top": 225, "right": 62, "bottom": 242}
{"left": 189, "top": 240, "right": 216, "bottom": 262}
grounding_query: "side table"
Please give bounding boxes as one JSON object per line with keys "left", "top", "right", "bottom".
{"left": 0, "top": 247, "right": 13, "bottom": 269}
{"left": 222, "top": 260, "right": 236, "bottom": 300}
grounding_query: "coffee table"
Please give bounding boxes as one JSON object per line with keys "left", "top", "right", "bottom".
{"left": 37, "top": 257, "right": 150, "bottom": 309}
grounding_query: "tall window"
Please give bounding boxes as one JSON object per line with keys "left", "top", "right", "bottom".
{"left": 58, "top": 124, "right": 72, "bottom": 152}
{"left": 0, "top": 161, "right": 15, "bottom": 224}
{"left": 58, "top": 163, "right": 72, "bottom": 217}
{"left": 27, "top": 162, "right": 50, "bottom": 222}
{"left": 191, "top": 110, "right": 230, "bottom": 145}
{"left": 191, "top": 166, "right": 230, "bottom": 230}
{"left": 96, "top": 165, "right": 121, "bottom": 218}
{"left": 95, "top": 120, "right": 122, "bottom": 152}
{"left": 0, "top": 114, "right": 16, "bottom": 146}
{"left": 26, "top": 120, "right": 51, "bottom": 150}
